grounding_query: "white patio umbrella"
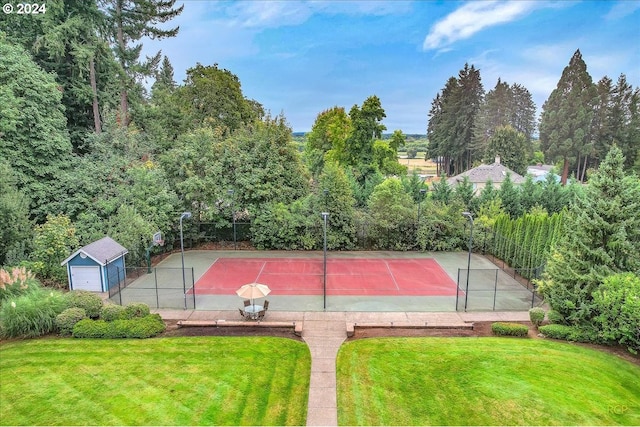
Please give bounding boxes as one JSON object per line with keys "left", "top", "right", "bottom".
{"left": 236, "top": 283, "right": 271, "bottom": 306}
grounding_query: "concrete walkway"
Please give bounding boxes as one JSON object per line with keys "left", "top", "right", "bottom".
{"left": 155, "top": 309, "right": 531, "bottom": 426}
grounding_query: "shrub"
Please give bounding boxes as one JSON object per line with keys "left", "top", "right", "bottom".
{"left": 0, "top": 267, "right": 41, "bottom": 304}
{"left": 539, "top": 324, "right": 575, "bottom": 340}
{"left": 73, "top": 314, "right": 166, "bottom": 339}
{"left": 100, "top": 304, "right": 126, "bottom": 321}
{"left": 124, "top": 303, "right": 150, "bottom": 319}
{"left": 491, "top": 322, "right": 529, "bottom": 337}
{"left": 529, "top": 307, "right": 545, "bottom": 328}
{"left": 0, "top": 288, "right": 68, "bottom": 338}
{"left": 592, "top": 273, "right": 640, "bottom": 354}
{"left": 546, "top": 310, "right": 564, "bottom": 325}
{"left": 55, "top": 307, "right": 87, "bottom": 336}
{"left": 64, "top": 290, "right": 103, "bottom": 318}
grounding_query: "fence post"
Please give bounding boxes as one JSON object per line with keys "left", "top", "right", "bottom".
{"left": 117, "top": 266, "right": 122, "bottom": 306}
{"left": 455, "top": 269, "right": 460, "bottom": 311}
{"left": 154, "top": 268, "right": 159, "bottom": 309}
{"left": 493, "top": 269, "right": 498, "bottom": 311}
{"left": 531, "top": 283, "right": 536, "bottom": 308}
{"left": 191, "top": 267, "right": 196, "bottom": 309}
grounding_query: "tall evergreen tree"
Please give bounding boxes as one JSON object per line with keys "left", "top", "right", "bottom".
{"left": 427, "top": 65, "right": 483, "bottom": 176}
{"left": 104, "top": 0, "right": 183, "bottom": 126}
{"left": 539, "top": 49, "right": 597, "bottom": 185}
{"left": 539, "top": 146, "right": 640, "bottom": 324}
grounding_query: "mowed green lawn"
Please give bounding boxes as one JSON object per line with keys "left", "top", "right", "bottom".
{"left": 337, "top": 337, "right": 640, "bottom": 426}
{"left": 0, "top": 336, "right": 310, "bottom": 426}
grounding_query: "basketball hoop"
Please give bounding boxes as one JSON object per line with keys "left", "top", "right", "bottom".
{"left": 152, "top": 231, "right": 164, "bottom": 247}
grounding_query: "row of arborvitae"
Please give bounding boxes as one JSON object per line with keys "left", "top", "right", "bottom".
{"left": 491, "top": 209, "right": 564, "bottom": 278}
{"left": 0, "top": 267, "right": 165, "bottom": 339}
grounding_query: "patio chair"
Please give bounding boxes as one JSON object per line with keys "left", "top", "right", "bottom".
{"left": 257, "top": 310, "right": 266, "bottom": 320}
{"left": 263, "top": 300, "right": 269, "bottom": 310}
{"left": 238, "top": 308, "right": 247, "bottom": 319}
{"left": 243, "top": 300, "right": 251, "bottom": 307}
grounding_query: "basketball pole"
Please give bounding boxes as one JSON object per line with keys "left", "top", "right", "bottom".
{"left": 180, "top": 212, "right": 192, "bottom": 310}
{"left": 321, "top": 212, "right": 329, "bottom": 311}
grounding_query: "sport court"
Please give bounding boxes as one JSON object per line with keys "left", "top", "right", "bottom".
{"left": 117, "top": 250, "right": 539, "bottom": 312}
{"left": 196, "top": 257, "right": 458, "bottom": 297}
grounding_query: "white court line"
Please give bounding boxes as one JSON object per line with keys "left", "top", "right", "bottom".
{"left": 255, "top": 260, "right": 267, "bottom": 283}
{"left": 384, "top": 260, "right": 401, "bottom": 291}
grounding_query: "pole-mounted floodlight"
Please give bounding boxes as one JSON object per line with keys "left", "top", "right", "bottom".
{"left": 180, "top": 212, "right": 192, "bottom": 309}
{"left": 228, "top": 189, "right": 236, "bottom": 250}
{"left": 462, "top": 212, "right": 474, "bottom": 312}
{"left": 321, "top": 212, "right": 329, "bottom": 311}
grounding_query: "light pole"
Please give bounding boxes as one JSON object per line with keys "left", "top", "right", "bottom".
{"left": 228, "top": 189, "right": 236, "bottom": 250}
{"left": 321, "top": 212, "right": 329, "bottom": 311}
{"left": 180, "top": 211, "right": 192, "bottom": 309}
{"left": 462, "top": 211, "right": 474, "bottom": 311}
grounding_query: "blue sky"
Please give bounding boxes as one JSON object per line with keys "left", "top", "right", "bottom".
{"left": 142, "top": 1, "right": 640, "bottom": 134}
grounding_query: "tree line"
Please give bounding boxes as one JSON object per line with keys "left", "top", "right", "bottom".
{"left": 427, "top": 51, "right": 639, "bottom": 183}
{"left": 0, "top": 1, "right": 638, "bottom": 294}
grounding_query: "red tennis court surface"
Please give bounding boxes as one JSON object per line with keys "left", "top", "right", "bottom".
{"left": 195, "top": 258, "right": 457, "bottom": 296}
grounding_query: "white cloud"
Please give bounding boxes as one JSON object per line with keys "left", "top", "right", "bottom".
{"left": 423, "top": 1, "right": 540, "bottom": 50}
{"left": 220, "top": 0, "right": 409, "bottom": 30}
{"left": 605, "top": 1, "right": 640, "bottom": 20}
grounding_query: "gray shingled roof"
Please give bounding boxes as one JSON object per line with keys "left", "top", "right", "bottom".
{"left": 61, "top": 236, "right": 128, "bottom": 266}
{"left": 447, "top": 160, "right": 525, "bottom": 186}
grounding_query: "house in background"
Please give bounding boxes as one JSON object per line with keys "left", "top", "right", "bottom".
{"left": 61, "top": 236, "right": 128, "bottom": 293}
{"left": 446, "top": 156, "right": 525, "bottom": 191}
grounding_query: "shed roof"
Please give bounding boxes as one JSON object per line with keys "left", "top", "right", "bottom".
{"left": 61, "top": 236, "right": 128, "bottom": 266}
{"left": 447, "top": 159, "right": 525, "bottom": 186}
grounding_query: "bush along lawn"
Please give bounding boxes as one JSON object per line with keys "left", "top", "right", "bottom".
{"left": 0, "top": 337, "right": 311, "bottom": 426}
{"left": 337, "top": 337, "right": 640, "bottom": 426}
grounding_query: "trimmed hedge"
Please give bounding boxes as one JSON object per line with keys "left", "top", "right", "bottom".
{"left": 491, "top": 322, "right": 529, "bottom": 337}
{"left": 55, "top": 307, "right": 87, "bottom": 336}
{"left": 100, "top": 304, "right": 126, "bottom": 321}
{"left": 529, "top": 307, "right": 545, "bottom": 327}
{"left": 72, "top": 314, "right": 166, "bottom": 339}
{"left": 124, "top": 303, "right": 150, "bottom": 319}
{"left": 539, "top": 324, "right": 574, "bottom": 340}
{"left": 64, "top": 290, "right": 103, "bottom": 318}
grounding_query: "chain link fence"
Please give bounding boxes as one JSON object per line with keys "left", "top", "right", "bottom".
{"left": 107, "top": 266, "right": 195, "bottom": 309}
{"left": 456, "top": 268, "right": 543, "bottom": 311}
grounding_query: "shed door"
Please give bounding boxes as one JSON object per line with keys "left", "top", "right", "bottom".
{"left": 70, "top": 266, "right": 102, "bottom": 292}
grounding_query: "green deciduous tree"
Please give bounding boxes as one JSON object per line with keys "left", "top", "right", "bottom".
{"left": 345, "top": 95, "right": 386, "bottom": 169}
{"left": 175, "top": 63, "right": 263, "bottom": 136}
{"left": 417, "top": 200, "right": 466, "bottom": 251}
{"left": 367, "top": 178, "right": 415, "bottom": 250}
{"left": 304, "top": 107, "right": 351, "bottom": 176}
{"left": 313, "top": 162, "right": 357, "bottom": 250}
{"left": 29, "top": 214, "right": 79, "bottom": 286}
{"left": 0, "top": 162, "right": 32, "bottom": 266}
{"left": 539, "top": 146, "right": 640, "bottom": 324}
{"left": 0, "top": 36, "right": 73, "bottom": 221}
